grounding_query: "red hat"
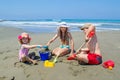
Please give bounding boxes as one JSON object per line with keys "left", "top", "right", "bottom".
{"left": 18, "top": 32, "right": 31, "bottom": 40}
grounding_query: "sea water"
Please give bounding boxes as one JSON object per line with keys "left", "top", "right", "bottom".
{"left": 0, "top": 19, "right": 120, "bottom": 33}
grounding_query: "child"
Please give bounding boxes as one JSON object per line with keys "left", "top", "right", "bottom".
{"left": 76, "top": 23, "right": 102, "bottom": 65}
{"left": 18, "top": 32, "right": 42, "bottom": 65}
{"left": 46, "top": 22, "right": 74, "bottom": 58}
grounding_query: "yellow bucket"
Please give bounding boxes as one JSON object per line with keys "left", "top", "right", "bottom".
{"left": 44, "top": 60, "right": 54, "bottom": 67}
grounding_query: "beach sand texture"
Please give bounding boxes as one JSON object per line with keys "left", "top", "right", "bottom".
{"left": 0, "top": 27, "right": 120, "bottom": 80}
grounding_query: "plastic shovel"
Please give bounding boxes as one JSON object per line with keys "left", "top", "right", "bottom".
{"left": 67, "top": 30, "right": 94, "bottom": 60}
{"left": 53, "top": 53, "right": 60, "bottom": 63}
{"left": 67, "top": 41, "right": 86, "bottom": 60}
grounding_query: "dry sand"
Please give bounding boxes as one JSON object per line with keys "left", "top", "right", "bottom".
{"left": 0, "top": 26, "right": 120, "bottom": 80}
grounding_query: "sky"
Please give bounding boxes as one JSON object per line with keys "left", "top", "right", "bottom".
{"left": 0, "top": 0, "right": 120, "bottom": 20}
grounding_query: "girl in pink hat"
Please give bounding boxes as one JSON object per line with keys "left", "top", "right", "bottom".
{"left": 18, "top": 32, "right": 43, "bottom": 65}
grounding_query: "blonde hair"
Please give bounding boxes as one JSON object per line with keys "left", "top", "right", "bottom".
{"left": 80, "top": 23, "right": 93, "bottom": 30}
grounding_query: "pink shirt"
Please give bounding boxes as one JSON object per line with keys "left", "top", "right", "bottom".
{"left": 19, "top": 45, "right": 29, "bottom": 61}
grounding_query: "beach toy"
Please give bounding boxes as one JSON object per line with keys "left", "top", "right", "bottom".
{"left": 67, "top": 41, "right": 86, "bottom": 60}
{"left": 39, "top": 51, "right": 51, "bottom": 61}
{"left": 37, "top": 45, "right": 48, "bottom": 49}
{"left": 67, "top": 54, "right": 76, "bottom": 60}
{"left": 87, "top": 31, "right": 95, "bottom": 38}
{"left": 44, "top": 52, "right": 60, "bottom": 68}
{"left": 43, "top": 46, "right": 48, "bottom": 49}
{"left": 44, "top": 60, "right": 54, "bottom": 68}
{"left": 44, "top": 56, "right": 58, "bottom": 68}
{"left": 53, "top": 55, "right": 59, "bottom": 63}
{"left": 43, "top": 46, "right": 49, "bottom": 51}
{"left": 102, "top": 60, "right": 115, "bottom": 70}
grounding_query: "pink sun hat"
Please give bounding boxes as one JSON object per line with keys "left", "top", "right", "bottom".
{"left": 18, "top": 32, "right": 31, "bottom": 40}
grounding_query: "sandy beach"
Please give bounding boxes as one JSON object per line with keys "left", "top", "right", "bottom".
{"left": 0, "top": 26, "right": 120, "bottom": 80}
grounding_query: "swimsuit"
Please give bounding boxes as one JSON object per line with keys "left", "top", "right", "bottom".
{"left": 19, "top": 45, "right": 29, "bottom": 61}
{"left": 87, "top": 31, "right": 102, "bottom": 64}
{"left": 59, "top": 45, "right": 71, "bottom": 54}
{"left": 87, "top": 53, "right": 102, "bottom": 65}
{"left": 59, "top": 45, "right": 70, "bottom": 49}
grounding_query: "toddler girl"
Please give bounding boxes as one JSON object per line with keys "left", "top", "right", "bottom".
{"left": 18, "top": 32, "right": 42, "bottom": 65}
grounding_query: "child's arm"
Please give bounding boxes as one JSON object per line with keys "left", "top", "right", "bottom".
{"left": 85, "top": 25, "right": 95, "bottom": 42}
{"left": 22, "top": 44, "right": 42, "bottom": 49}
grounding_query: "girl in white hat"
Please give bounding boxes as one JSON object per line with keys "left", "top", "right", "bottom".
{"left": 46, "top": 22, "right": 74, "bottom": 61}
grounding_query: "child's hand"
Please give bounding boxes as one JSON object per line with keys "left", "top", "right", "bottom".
{"left": 36, "top": 45, "right": 42, "bottom": 48}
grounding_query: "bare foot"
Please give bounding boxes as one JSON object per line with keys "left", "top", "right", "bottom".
{"left": 33, "top": 60, "right": 38, "bottom": 65}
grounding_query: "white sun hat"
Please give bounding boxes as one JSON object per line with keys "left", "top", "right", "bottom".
{"left": 59, "top": 22, "right": 69, "bottom": 28}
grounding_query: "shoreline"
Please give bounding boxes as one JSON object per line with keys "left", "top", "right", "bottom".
{"left": 0, "top": 26, "right": 120, "bottom": 80}
{"left": 1, "top": 25, "right": 120, "bottom": 34}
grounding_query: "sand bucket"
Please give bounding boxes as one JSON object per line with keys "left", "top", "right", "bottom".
{"left": 39, "top": 51, "right": 51, "bottom": 61}
{"left": 44, "top": 60, "right": 54, "bottom": 67}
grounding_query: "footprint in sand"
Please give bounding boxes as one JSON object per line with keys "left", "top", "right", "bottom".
{"left": 72, "top": 69, "right": 87, "bottom": 77}
{"left": 16, "top": 48, "right": 19, "bottom": 50}
{"left": 14, "top": 62, "right": 26, "bottom": 68}
{"left": 3, "top": 55, "right": 18, "bottom": 60}
{"left": 61, "top": 60, "right": 79, "bottom": 66}
{"left": 72, "top": 70, "right": 79, "bottom": 76}
{"left": 0, "top": 52, "right": 4, "bottom": 54}
{"left": 69, "top": 66, "right": 87, "bottom": 77}
{"left": 81, "top": 66, "right": 87, "bottom": 72}
{"left": 3, "top": 56, "right": 9, "bottom": 60}
{"left": 3, "top": 56, "right": 15, "bottom": 60}
{"left": 68, "top": 66, "right": 74, "bottom": 70}
{"left": 26, "top": 74, "right": 31, "bottom": 78}
{"left": 68, "top": 66, "right": 79, "bottom": 77}
{"left": 0, "top": 76, "right": 6, "bottom": 80}
{"left": 6, "top": 50, "right": 11, "bottom": 53}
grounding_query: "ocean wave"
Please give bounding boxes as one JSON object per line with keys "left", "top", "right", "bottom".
{"left": 0, "top": 20, "right": 120, "bottom": 33}
{"left": 1, "top": 20, "right": 120, "bottom": 26}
